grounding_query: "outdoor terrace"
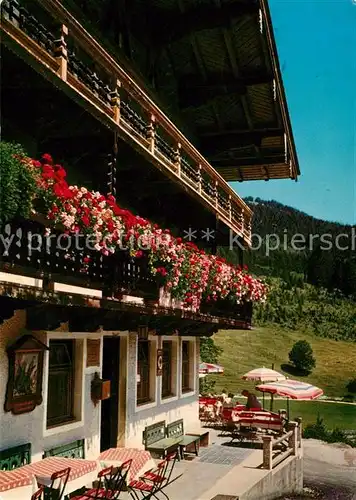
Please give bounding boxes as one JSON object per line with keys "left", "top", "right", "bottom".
{"left": 0, "top": 427, "right": 303, "bottom": 500}
{"left": 120, "top": 427, "right": 303, "bottom": 500}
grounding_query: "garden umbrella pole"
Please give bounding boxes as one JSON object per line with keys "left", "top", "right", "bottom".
{"left": 242, "top": 367, "right": 286, "bottom": 410}
{"left": 256, "top": 380, "right": 324, "bottom": 418}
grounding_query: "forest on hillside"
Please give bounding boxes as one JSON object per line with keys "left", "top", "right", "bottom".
{"left": 215, "top": 199, "right": 356, "bottom": 345}
{"left": 220, "top": 198, "right": 356, "bottom": 298}
{"left": 253, "top": 275, "right": 356, "bottom": 341}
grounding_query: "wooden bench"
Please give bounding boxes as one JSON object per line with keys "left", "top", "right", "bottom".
{"left": 143, "top": 421, "right": 182, "bottom": 459}
{"left": 167, "top": 419, "right": 200, "bottom": 460}
{"left": 0, "top": 443, "right": 31, "bottom": 470}
{"left": 43, "top": 439, "right": 85, "bottom": 459}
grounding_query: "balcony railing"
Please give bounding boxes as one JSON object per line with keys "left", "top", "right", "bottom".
{"left": 0, "top": 217, "right": 157, "bottom": 299}
{"left": 0, "top": 0, "right": 253, "bottom": 245}
{"left": 0, "top": 217, "right": 253, "bottom": 327}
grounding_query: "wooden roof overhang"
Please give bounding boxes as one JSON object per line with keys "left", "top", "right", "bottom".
{"left": 0, "top": 286, "right": 252, "bottom": 333}
{"left": 130, "top": 0, "right": 299, "bottom": 182}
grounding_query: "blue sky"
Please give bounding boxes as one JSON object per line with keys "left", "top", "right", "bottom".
{"left": 230, "top": 0, "right": 356, "bottom": 225}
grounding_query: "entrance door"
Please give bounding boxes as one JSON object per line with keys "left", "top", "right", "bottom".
{"left": 100, "top": 337, "right": 120, "bottom": 451}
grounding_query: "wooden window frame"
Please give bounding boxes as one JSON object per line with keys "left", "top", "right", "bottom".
{"left": 47, "top": 339, "right": 75, "bottom": 428}
{"left": 181, "top": 341, "right": 191, "bottom": 393}
{"left": 137, "top": 340, "right": 151, "bottom": 405}
{"left": 161, "top": 341, "right": 173, "bottom": 399}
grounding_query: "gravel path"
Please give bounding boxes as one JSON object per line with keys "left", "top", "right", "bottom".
{"left": 301, "top": 440, "right": 356, "bottom": 499}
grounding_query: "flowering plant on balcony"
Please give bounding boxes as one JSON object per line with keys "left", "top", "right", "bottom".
{"left": 1, "top": 144, "right": 268, "bottom": 309}
{"left": 151, "top": 241, "right": 212, "bottom": 309}
{"left": 0, "top": 142, "right": 38, "bottom": 225}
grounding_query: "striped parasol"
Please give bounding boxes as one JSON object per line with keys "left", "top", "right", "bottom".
{"left": 199, "top": 362, "right": 224, "bottom": 375}
{"left": 255, "top": 379, "right": 324, "bottom": 400}
{"left": 242, "top": 367, "right": 286, "bottom": 382}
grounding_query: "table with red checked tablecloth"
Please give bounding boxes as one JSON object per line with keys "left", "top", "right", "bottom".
{"left": 20, "top": 456, "right": 99, "bottom": 496}
{"left": 98, "top": 448, "right": 156, "bottom": 482}
{"left": 0, "top": 468, "right": 35, "bottom": 500}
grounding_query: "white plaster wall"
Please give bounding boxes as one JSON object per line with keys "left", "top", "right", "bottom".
{"left": 1, "top": 313, "right": 202, "bottom": 456}
{"left": 124, "top": 333, "right": 201, "bottom": 449}
{"left": 0, "top": 311, "right": 102, "bottom": 461}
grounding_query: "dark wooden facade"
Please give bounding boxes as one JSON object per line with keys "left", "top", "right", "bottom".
{"left": 59, "top": 0, "right": 300, "bottom": 182}
{"left": 0, "top": 0, "right": 292, "bottom": 332}
{"left": 1, "top": 0, "right": 254, "bottom": 245}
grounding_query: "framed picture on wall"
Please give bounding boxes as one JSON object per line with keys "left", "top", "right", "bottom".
{"left": 4, "top": 333, "right": 49, "bottom": 415}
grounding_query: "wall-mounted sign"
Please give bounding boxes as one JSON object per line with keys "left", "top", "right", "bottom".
{"left": 156, "top": 349, "right": 163, "bottom": 376}
{"left": 91, "top": 372, "right": 111, "bottom": 407}
{"left": 87, "top": 339, "right": 100, "bottom": 367}
{"left": 4, "top": 333, "right": 49, "bottom": 415}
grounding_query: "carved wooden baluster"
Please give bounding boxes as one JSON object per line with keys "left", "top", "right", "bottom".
{"left": 110, "top": 78, "right": 121, "bottom": 124}
{"left": 246, "top": 216, "right": 252, "bottom": 242}
{"left": 228, "top": 195, "right": 232, "bottom": 221}
{"left": 91, "top": 71, "right": 100, "bottom": 96}
{"left": 54, "top": 24, "right": 68, "bottom": 81}
{"left": 241, "top": 208, "right": 245, "bottom": 234}
{"left": 197, "top": 164, "right": 202, "bottom": 194}
{"left": 214, "top": 181, "right": 218, "bottom": 208}
{"left": 4, "top": 0, "right": 19, "bottom": 26}
{"left": 146, "top": 114, "right": 156, "bottom": 154}
{"left": 107, "top": 135, "right": 118, "bottom": 198}
{"left": 175, "top": 143, "right": 182, "bottom": 176}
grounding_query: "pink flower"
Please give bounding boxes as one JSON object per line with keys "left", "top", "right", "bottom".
{"left": 28, "top": 150, "right": 268, "bottom": 308}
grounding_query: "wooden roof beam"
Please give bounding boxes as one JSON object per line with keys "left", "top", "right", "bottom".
{"left": 183, "top": 5, "right": 225, "bottom": 133}
{"left": 178, "top": 71, "right": 273, "bottom": 108}
{"left": 200, "top": 130, "right": 284, "bottom": 153}
{"left": 200, "top": 126, "right": 283, "bottom": 138}
{"left": 211, "top": 156, "right": 287, "bottom": 168}
{"left": 151, "top": 1, "right": 258, "bottom": 45}
{"left": 262, "top": 165, "right": 270, "bottom": 180}
{"left": 222, "top": 19, "right": 256, "bottom": 138}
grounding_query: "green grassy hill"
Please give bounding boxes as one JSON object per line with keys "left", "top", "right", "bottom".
{"left": 211, "top": 326, "right": 356, "bottom": 398}
{"left": 207, "top": 326, "right": 356, "bottom": 429}
{"left": 209, "top": 200, "right": 356, "bottom": 430}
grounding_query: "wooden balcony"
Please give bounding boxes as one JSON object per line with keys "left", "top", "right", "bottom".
{"left": 0, "top": 217, "right": 158, "bottom": 300}
{"left": 0, "top": 0, "right": 253, "bottom": 246}
{"left": 0, "top": 218, "right": 253, "bottom": 329}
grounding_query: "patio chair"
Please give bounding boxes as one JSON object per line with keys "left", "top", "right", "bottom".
{"left": 139, "top": 450, "right": 178, "bottom": 486}
{"left": 31, "top": 485, "right": 44, "bottom": 500}
{"left": 115, "top": 458, "right": 133, "bottom": 491}
{"left": 43, "top": 467, "right": 71, "bottom": 500}
{"left": 71, "top": 460, "right": 132, "bottom": 500}
{"left": 129, "top": 451, "right": 180, "bottom": 500}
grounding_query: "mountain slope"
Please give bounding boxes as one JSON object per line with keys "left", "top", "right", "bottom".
{"left": 240, "top": 199, "right": 355, "bottom": 296}
{"left": 211, "top": 326, "right": 356, "bottom": 399}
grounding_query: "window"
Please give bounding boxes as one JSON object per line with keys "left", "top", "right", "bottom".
{"left": 137, "top": 340, "right": 150, "bottom": 405}
{"left": 47, "top": 340, "right": 75, "bottom": 427}
{"left": 182, "top": 341, "right": 191, "bottom": 392}
{"left": 162, "top": 341, "right": 172, "bottom": 398}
